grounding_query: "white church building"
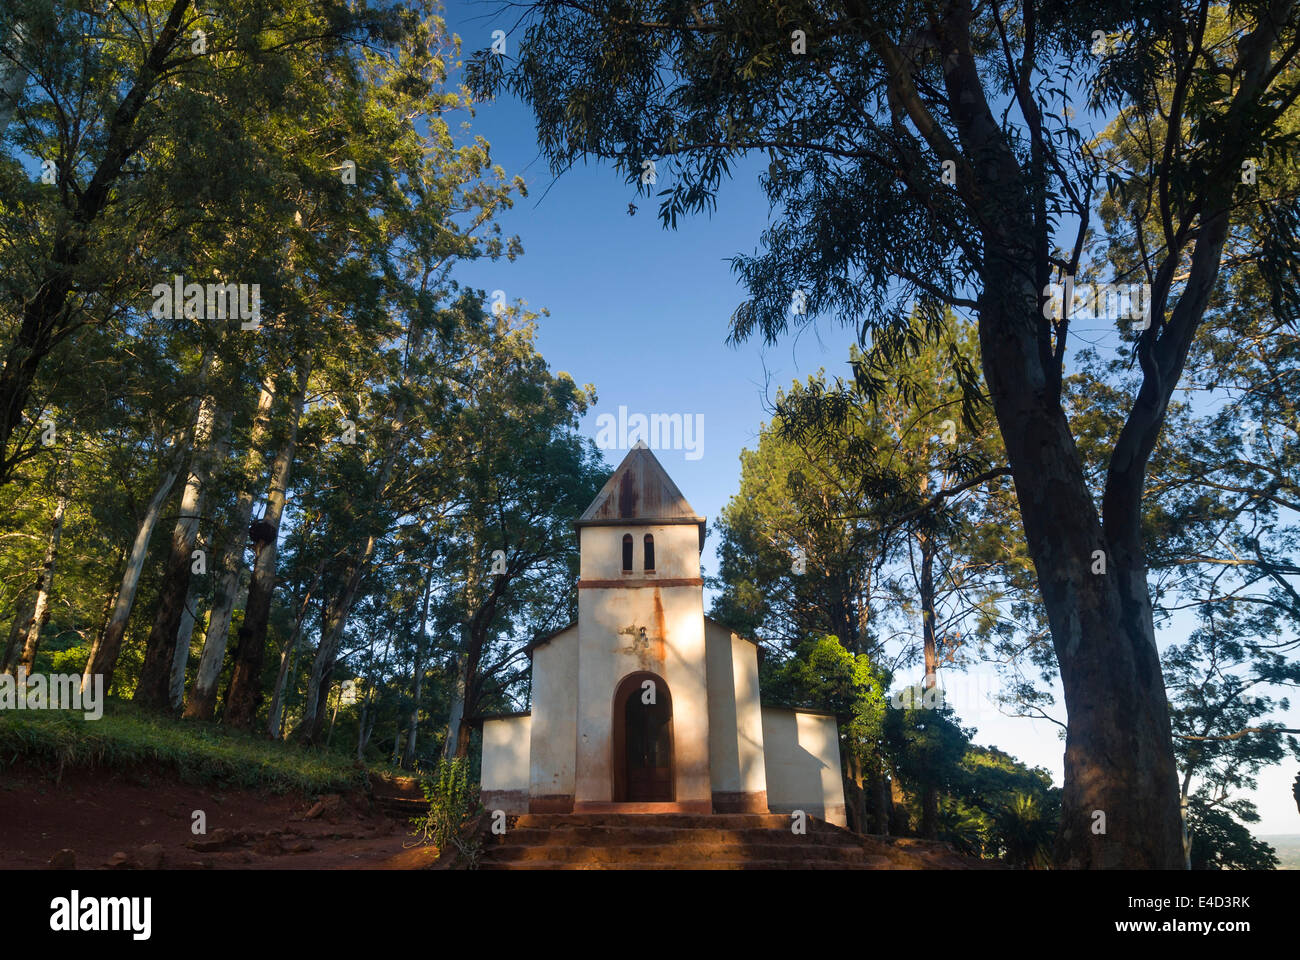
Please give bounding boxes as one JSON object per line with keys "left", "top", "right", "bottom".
{"left": 477, "top": 442, "right": 847, "bottom": 825}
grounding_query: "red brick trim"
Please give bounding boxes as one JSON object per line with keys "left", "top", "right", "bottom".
{"left": 578, "top": 577, "right": 703, "bottom": 589}
{"left": 528, "top": 794, "right": 574, "bottom": 814}
{"left": 480, "top": 789, "right": 529, "bottom": 815}
{"left": 711, "top": 790, "right": 770, "bottom": 814}
{"left": 572, "top": 800, "right": 712, "bottom": 814}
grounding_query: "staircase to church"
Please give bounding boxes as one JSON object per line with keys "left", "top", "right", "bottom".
{"left": 478, "top": 813, "right": 984, "bottom": 869}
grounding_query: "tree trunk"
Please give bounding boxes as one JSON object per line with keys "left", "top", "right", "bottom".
{"left": 276, "top": 640, "right": 298, "bottom": 740}
{"left": 0, "top": 19, "right": 30, "bottom": 136}
{"left": 85, "top": 441, "right": 188, "bottom": 693}
{"left": 356, "top": 690, "right": 377, "bottom": 761}
{"left": 443, "top": 559, "right": 511, "bottom": 760}
{"left": 16, "top": 491, "right": 68, "bottom": 674}
{"left": 168, "top": 586, "right": 199, "bottom": 711}
{"left": 918, "top": 533, "right": 939, "bottom": 839}
{"left": 868, "top": 757, "right": 890, "bottom": 836}
{"left": 294, "top": 306, "right": 434, "bottom": 743}
{"left": 268, "top": 634, "right": 299, "bottom": 740}
{"left": 888, "top": 773, "right": 910, "bottom": 836}
{"left": 184, "top": 382, "right": 275, "bottom": 721}
{"left": 442, "top": 651, "right": 467, "bottom": 761}
{"left": 225, "top": 358, "right": 311, "bottom": 728}
{"left": 920, "top": 0, "right": 1285, "bottom": 867}
{"left": 1, "top": 590, "right": 34, "bottom": 674}
{"left": 134, "top": 378, "right": 231, "bottom": 711}
{"left": 266, "top": 562, "right": 323, "bottom": 739}
{"left": 295, "top": 542, "right": 375, "bottom": 744}
{"left": 325, "top": 679, "right": 341, "bottom": 747}
{"left": 401, "top": 569, "right": 433, "bottom": 767}
{"left": 976, "top": 275, "right": 1183, "bottom": 868}
{"left": 90, "top": 556, "right": 122, "bottom": 667}
{"left": 294, "top": 449, "right": 398, "bottom": 745}
{"left": 843, "top": 753, "right": 868, "bottom": 835}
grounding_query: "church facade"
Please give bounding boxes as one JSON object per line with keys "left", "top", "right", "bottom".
{"left": 477, "top": 443, "right": 847, "bottom": 825}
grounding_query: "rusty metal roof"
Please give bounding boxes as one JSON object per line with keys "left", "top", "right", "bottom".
{"left": 576, "top": 442, "right": 705, "bottom": 528}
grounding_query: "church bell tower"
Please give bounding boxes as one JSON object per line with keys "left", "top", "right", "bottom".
{"left": 570, "top": 441, "right": 712, "bottom": 811}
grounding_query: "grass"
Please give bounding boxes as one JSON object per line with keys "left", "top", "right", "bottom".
{"left": 0, "top": 697, "right": 374, "bottom": 795}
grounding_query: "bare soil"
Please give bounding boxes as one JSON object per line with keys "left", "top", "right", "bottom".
{"left": 0, "top": 765, "right": 438, "bottom": 870}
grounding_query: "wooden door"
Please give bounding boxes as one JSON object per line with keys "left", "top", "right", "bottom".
{"left": 622, "top": 682, "right": 673, "bottom": 801}
{"left": 616, "top": 671, "right": 676, "bottom": 801}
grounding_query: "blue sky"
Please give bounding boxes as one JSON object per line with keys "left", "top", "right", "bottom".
{"left": 438, "top": 0, "right": 1298, "bottom": 836}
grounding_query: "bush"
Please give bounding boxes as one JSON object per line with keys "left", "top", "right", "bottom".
{"left": 413, "top": 757, "right": 484, "bottom": 867}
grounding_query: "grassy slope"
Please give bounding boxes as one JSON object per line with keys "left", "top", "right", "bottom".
{"left": 0, "top": 698, "right": 376, "bottom": 795}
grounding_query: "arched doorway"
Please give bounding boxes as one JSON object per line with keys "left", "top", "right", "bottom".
{"left": 611, "top": 672, "right": 674, "bottom": 802}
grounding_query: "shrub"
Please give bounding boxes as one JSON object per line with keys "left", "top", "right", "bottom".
{"left": 412, "top": 757, "right": 485, "bottom": 867}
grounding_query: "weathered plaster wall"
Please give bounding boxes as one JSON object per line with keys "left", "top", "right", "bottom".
{"left": 481, "top": 714, "right": 531, "bottom": 814}
{"left": 761, "top": 707, "right": 847, "bottom": 827}
{"left": 528, "top": 624, "right": 577, "bottom": 812}
{"left": 705, "top": 618, "right": 768, "bottom": 812}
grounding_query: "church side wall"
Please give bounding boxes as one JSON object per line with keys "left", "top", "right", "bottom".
{"left": 705, "top": 622, "right": 741, "bottom": 792}
{"left": 705, "top": 619, "right": 768, "bottom": 813}
{"left": 760, "top": 707, "right": 848, "bottom": 827}
{"left": 528, "top": 626, "right": 577, "bottom": 812}
{"left": 481, "top": 715, "right": 531, "bottom": 815}
{"left": 732, "top": 633, "right": 769, "bottom": 809}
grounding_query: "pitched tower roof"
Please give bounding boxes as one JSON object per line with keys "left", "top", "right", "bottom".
{"left": 576, "top": 442, "right": 705, "bottom": 543}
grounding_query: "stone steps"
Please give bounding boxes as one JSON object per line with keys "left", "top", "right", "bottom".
{"left": 494, "top": 826, "right": 860, "bottom": 846}
{"left": 479, "top": 857, "right": 898, "bottom": 870}
{"left": 487, "top": 842, "right": 874, "bottom": 864}
{"left": 508, "top": 813, "right": 793, "bottom": 829}
{"left": 369, "top": 775, "right": 427, "bottom": 821}
{"left": 476, "top": 812, "right": 948, "bottom": 870}
{"left": 372, "top": 796, "right": 427, "bottom": 820}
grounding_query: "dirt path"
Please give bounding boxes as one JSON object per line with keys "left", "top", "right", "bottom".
{"left": 0, "top": 766, "right": 439, "bottom": 870}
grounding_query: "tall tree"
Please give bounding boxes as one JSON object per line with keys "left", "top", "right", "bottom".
{"left": 0, "top": 1, "right": 398, "bottom": 487}
{"left": 222, "top": 358, "right": 311, "bottom": 728}
{"left": 476, "top": 0, "right": 1300, "bottom": 867}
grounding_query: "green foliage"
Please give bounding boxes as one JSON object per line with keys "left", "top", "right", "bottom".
{"left": 0, "top": 698, "right": 369, "bottom": 793}
{"left": 412, "top": 757, "right": 484, "bottom": 867}
{"left": 990, "top": 794, "right": 1057, "bottom": 870}
{"left": 941, "top": 744, "right": 1060, "bottom": 865}
{"left": 884, "top": 690, "right": 970, "bottom": 795}
{"left": 1186, "top": 796, "right": 1279, "bottom": 871}
{"left": 765, "top": 634, "right": 888, "bottom": 767}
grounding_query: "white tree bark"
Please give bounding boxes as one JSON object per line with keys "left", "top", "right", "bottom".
{"left": 441, "top": 652, "right": 467, "bottom": 762}
{"left": 185, "top": 382, "right": 275, "bottom": 720}
{"left": 82, "top": 448, "right": 186, "bottom": 692}
{"left": 17, "top": 491, "right": 68, "bottom": 674}
{"left": 168, "top": 586, "right": 198, "bottom": 710}
{"left": 0, "top": 20, "right": 29, "bottom": 137}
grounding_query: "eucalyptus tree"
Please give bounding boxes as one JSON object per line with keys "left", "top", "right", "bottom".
{"left": 716, "top": 320, "right": 1032, "bottom": 836}
{"left": 435, "top": 315, "right": 605, "bottom": 758}
{"left": 0, "top": 0, "right": 403, "bottom": 490}
{"left": 473, "top": 0, "right": 1300, "bottom": 867}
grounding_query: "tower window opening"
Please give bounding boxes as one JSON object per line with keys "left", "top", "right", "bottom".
{"left": 644, "top": 534, "right": 655, "bottom": 571}
{"left": 622, "top": 533, "right": 634, "bottom": 572}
